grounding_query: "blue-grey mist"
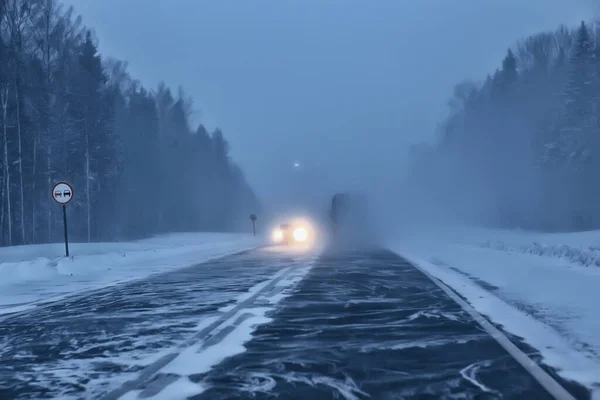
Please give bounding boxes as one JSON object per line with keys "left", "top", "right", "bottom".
{"left": 63, "top": 0, "right": 595, "bottom": 237}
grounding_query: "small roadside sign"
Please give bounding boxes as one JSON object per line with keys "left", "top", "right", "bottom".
{"left": 52, "top": 182, "right": 74, "bottom": 205}
{"left": 52, "top": 181, "right": 74, "bottom": 257}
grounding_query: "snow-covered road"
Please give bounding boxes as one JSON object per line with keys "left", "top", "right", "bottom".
{"left": 0, "top": 243, "right": 589, "bottom": 399}
{"left": 0, "top": 233, "right": 261, "bottom": 315}
{"left": 388, "top": 225, "right": 600, "bottom": 398}
{"left": 0, "top": 247, "right": 314, "bottom": 399}
{"left": 192, "top": 247, "right": 581, "bottom": 400}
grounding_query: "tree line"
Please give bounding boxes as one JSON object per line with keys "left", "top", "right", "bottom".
{"left": 0, "top": 0, "right": 260, "bottom": 246}
{"left": 407, "top": 20, "right": 600, "bottom": 231}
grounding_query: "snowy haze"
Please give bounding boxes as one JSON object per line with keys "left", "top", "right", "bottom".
{"left": 64, "top": 0, "right": 594, "bottom": 220}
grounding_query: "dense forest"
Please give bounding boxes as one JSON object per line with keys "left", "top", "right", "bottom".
{"left": 0, "top": 0, "right": 259, "bottom": 246}
{"left": 407, "top": 20, "right": 600, "bottom": 232}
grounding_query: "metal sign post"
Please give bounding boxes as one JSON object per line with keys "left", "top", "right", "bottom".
{"left": 52, "top": 181, "right": 74, "bottom": 257}
{"left": 250, "top": 214, "right": 257, "bottom": 236}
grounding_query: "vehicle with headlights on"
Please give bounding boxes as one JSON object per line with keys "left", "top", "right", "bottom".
{"left": 272, "top": 222, "right": 309, "bottom": 245}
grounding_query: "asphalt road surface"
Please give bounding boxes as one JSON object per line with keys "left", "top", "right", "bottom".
{"left": 0, "top": 246, "right": 590, "bottom": 400}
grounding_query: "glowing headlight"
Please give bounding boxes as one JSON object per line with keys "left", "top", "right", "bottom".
{"left": 293, "top": 227, "right": 308, "bottom": 242}
{"left": 272, "top": 229, "right": 284, "bottom": 242}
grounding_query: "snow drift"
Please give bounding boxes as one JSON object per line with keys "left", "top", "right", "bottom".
{"left": 0, "top": 232, "right": 263, "bottom": 316}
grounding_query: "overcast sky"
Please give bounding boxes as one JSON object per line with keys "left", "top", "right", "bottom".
{"left": 63, "top": 0, "right": 595, "bottom": 206}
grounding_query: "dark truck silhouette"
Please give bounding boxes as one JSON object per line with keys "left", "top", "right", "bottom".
{"left": 329, "top": 192, "right": 374, "bottom": 246}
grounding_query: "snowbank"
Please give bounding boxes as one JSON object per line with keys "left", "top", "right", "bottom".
{"left": 387, "top": 225, "right": 600, "bottom": 397}
{"left": 397, "top": 224, "right": 600, "bottom": 267}
{"left": 0, "top": 232, "right": 263, "bottom": 315}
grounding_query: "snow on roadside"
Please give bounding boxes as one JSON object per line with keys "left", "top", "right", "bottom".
{"left": 387, "top": 226, "right": 600, "bottom": 397}
{"left": 402, "top": 224, "right": 600, "bottom": 268}
{"left": 0, "top": 232, "right": 263, "bottom": 316}
{"left": 479, "top": 239, "right": 600, "bottom": 268}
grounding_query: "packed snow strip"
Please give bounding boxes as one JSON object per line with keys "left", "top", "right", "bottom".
{"left": 163, "top": 308, "right": 274, "bottom": 376}
{"left": 117, "top": 259, "right": 315, "bottom": 399}
{"left": 119, "top": 378, "right": 205, "bottom": 400}
{"left": 217, "top": 266, "right": 293, "bottom": 312}
{"left": 0, "top": 232, "right": 263, "bottom": 315}
{"left": 219, "top": 254, "right": 316, "bottom": 312}
{"left": 118, "top": 310, "right": 274, "bottom": 400}
{"left": 389, "top": 234, "right": 600, "bottom": 398}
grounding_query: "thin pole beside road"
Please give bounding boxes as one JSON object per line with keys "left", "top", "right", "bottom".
{"left": 62, "top": 205, "right": 69, "bottom": 257}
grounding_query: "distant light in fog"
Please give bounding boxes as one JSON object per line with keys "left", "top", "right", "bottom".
{"left": 293, "top": 162, "right": 300, "bottom": 168}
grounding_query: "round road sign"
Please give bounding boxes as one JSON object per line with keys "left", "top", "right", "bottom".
{"left": 52, "top": 181, "right": 74, "bottom": 205}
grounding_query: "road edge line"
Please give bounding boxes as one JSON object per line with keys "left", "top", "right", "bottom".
{"left": 403, "top": 255, "right": 577, "bottom": 400}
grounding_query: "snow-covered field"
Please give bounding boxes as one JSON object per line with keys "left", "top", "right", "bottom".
{"left": 388, "top": 225, "right": 600, "bottom": 397}
{"left": 0, "top": 232, "right": 263, "bottom": 316}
